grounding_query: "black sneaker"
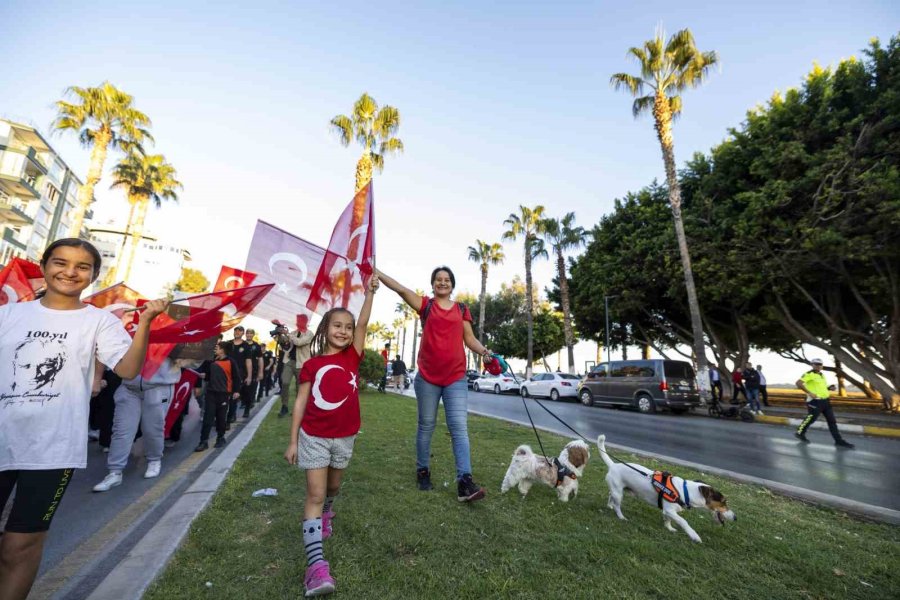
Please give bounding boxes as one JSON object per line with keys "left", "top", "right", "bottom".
{"left": 794, "top": 432, "right": 810, "bottom": 443}
{"left": 194, "top": 441, "right": 209, "bottom": 452}
{"left": 835, "top": 439, "right": 855, "bottom": 449}
{"left": 416, "top": 468, "right": 433, "bottom": 491}
{"left": 457, "top": 474, "right": 485, "bottom": 503}
{"left": 214, "top": 436, "right": 227, "bottom": 449}
{"left": 278, "top": 406, "right": 289, "bottom": 418}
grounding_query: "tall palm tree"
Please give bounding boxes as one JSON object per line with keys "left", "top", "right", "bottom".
{"left": 541, "top": 212, "right": 585, "bottom": 374}
{"left": 52, "top": 82, "right": 153, "bottom": 237}
{"left": 467, "top": 240, "right": 505, "bottom": 347}
{"left": 330, "top": 93, "right": 404, "bottom": 193}
{"left": 611, "top": 27, "right": 718, "bottom": 391}
{"left": 409, "top": 288, "right": 425, "bottom": 366}
{"left": 391, "top": 316, "right": 406, "bottom": 361}
{"left": 502, "top": 205, "right": 547, "bottom": 377}
{"left": 108, "top": 152, "right": 181, "bottom": 283}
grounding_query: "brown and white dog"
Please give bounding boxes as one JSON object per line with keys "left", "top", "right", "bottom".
{"left": 598, "top": 435, "right": 736, "bottom": 543}
{"left": 500, "top": 440, "right": 590, "bottom": 502}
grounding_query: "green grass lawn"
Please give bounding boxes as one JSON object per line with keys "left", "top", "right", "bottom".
{"left": 146, "top": 392, "right": 899, "bottom": 600}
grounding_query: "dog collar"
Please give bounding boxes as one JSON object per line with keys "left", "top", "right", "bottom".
{"left": 552, "top": 457, "right": 577, "bottom": 487}
{"left": 682, "top": 480, "right": 691, "bottom": 509}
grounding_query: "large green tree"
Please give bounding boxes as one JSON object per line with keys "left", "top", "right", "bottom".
{"left": 502, "top": 205, "right": 547, "bottom": 377}
{"left": 541, "top": 212, "right": 585, "bottom": 373}
{"left": 52, "top": 82, "right": 153, "bottom": 237}
{"left": 108, "top": 152, "right": 181, "bottom": 283}
{"left": 611, "top": 28, "right": 718, "bottom": 396}
{"left": 330, "top": 92, "right": 403, "bottom": 193}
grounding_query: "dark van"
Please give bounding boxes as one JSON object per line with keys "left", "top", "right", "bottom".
{"left": 578, "top": 359, "right": 700, "bottom": 414}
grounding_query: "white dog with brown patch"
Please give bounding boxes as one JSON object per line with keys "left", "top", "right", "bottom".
{"left": 598, "top": 435, "right": 736, "bottom": 543}
{"left": 500, "top": 440, "right": 590, "bottom": 502}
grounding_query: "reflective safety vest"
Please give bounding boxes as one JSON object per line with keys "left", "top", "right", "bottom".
{"left": 652, "top": 471, "right": 684, "bottom": 509}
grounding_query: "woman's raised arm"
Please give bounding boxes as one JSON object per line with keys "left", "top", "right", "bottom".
{"left": 377, "top": 270, "right": 422, "bottom": 313}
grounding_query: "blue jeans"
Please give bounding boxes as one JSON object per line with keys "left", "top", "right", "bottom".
{"left": 414, "top": 376, "right": 471, "bottom": 479}
{"left": 746, "top": 387, "right": 761, "bottom": 412}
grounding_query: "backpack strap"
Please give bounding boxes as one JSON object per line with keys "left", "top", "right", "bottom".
{"left": 421, "top": 299, "right": 466, "bottom": 328}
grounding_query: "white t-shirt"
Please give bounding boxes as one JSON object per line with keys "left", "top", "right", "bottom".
{"left": 0, "top": 301, "right": 132, "bottom": 470}
{"left": 758, "top": 370, "right": 767, "bottom": 386}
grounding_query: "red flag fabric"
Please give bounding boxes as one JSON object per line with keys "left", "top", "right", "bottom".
{"left": 164, "top": 369, "right": 200, "bottom": 438}
{"left": 84, "top": 284, "right": 178, "bottom": 378}
{"left": 148, "top": 284, "right": 274, "bottom": 344}
{"left": 244, "top": 220, "right": 324, "bottom": 325}
{"left": 0, "top": 257, "right": 45, "bottom": 305}
{"left": 306, "top": 181, "right": 375, "bottom": 315}
{"left": 213, "top": 265, "right": 257, "bottom": 292}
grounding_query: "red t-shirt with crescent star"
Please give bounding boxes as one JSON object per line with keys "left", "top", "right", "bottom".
{"left": 299, "top": 346, "right": 363, "bottom": 438}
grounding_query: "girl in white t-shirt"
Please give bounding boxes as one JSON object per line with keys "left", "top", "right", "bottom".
{"left": 0, "top": 238, "right": 167, "bottom": 600}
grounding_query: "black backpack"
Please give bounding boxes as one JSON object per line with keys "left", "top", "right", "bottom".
{"left": 421, "top": 298, "right": 467, "bottom": 328}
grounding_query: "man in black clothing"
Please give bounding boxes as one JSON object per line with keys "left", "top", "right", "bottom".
{"left": 391, "top": 355, "right": 408, "bottom": 390}
{"left": 221, "top": 326, "right": 252, "bottom": 423}
{"left": 244, "top": 328, "right": 264, "bottom": 414}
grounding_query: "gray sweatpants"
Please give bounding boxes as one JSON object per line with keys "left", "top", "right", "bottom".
{"left": 107, "top": 383, "right": 171, "bottom": 472}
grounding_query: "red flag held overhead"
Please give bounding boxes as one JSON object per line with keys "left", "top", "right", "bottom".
{"left": 213, "top": 266, "right": 257, "bottom": 292}
{"left": 306, "top": 181, "right": 375, "bottom": 315}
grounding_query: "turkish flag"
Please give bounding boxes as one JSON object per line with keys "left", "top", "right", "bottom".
{"left": 0, "top": 257, "right": 45, "bottom": 305}
{"left": 306, "top": 181, "right": 375, "bottom": 315}
{"left": 148, "top": 284, "right": 274, "bottom": 344}
{"left": 213, "top": 266, "right": 257, "bottom": 292}
{"left": 85, "top": 285, "right": 179, "bottom": 378}
{"left": 244, "top": 220, "right": 324, "bottom": 325}
{"left": 164, "top": 368, "right": 200, "bottom": 438}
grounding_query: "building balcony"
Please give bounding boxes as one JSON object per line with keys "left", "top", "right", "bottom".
{"left": 0, "top": 197, "right": 34, "bottom": 225}
{"left": 3, "top": 227, "right": 27, "bottom": 252}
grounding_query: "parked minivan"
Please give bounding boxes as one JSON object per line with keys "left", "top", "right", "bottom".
{"left": 578, "top": 359, "right": 699, "bottom": 414}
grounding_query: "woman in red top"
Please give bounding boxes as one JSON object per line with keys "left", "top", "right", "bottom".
{"left": 379, "top": 267, "right": 491, "bottom": 503}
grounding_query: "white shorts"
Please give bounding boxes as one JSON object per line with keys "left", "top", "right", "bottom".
{"left": 297, "top": 428, "right": 357, "bottom": 470}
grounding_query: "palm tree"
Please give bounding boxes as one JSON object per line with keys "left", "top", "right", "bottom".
{"left": 467, "top": 240, "right": 504, "bottom": 346}
{"left": 108, "top": 152, "right": 181, "bottom": 283}
{"left": 502, "top": 205, "right": 547, "bottom": 377}
{"left": 52, "top": 82, "right": 153, "bottom": 237}
{"left": 330, "top": 93, "right": 403, "bottom": 194}
{"left": 409, "top": 288, "right": 425, "bottom": 366}
{"left": 541, "top": 212, "right": 585, "bottom": 374}
{"left": 611, "top": 27, "right": 718, "bottom": 392}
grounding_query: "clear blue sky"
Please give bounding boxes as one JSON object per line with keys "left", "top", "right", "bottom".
{"left": 2, "top": 1, "right": 897, "bottom": 380}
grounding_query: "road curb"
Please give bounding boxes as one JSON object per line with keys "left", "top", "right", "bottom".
{"left": 753, "top": 414, "right": 900, "bottom": 438}
{"left": 85, "top": 396, "right": 277, "bottom": 600}
{"left": 468, "top": 409, "right": 900, "bottom": 526}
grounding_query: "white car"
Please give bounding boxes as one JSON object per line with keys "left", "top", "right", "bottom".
{"left": 520, "top": 373, "right": 581, "bottom": 401}
{"left": 472, "top": 374, "right": 521, "bottom": 394}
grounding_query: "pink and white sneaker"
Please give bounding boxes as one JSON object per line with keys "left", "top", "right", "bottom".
{"left": 322, "top": 511, "right": 335, "bottom": 539}
{"left": 304, "top": 560, "right": 335, "bottom": 597}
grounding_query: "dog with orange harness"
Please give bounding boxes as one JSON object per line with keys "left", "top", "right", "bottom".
{"left": 597, "top": 435, "right": 736, "bottom": 543}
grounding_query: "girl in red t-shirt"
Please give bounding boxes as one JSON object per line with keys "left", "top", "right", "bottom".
{"left": 378, "top": 266, "right": 492, "bottom": 503}
{"left": 284, "top": 275, "right": 378, "bottom": 597}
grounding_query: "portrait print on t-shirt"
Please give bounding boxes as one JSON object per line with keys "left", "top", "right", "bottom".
{"left": 5, "top": 329, "right": 70, "bottom": 406}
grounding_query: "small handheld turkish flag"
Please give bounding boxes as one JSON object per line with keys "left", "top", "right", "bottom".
{"left": 213, "top": 265, "right": 257, "bottom": 292}
{"left": 164, "top": 369, "right": 200, "bottom": 438}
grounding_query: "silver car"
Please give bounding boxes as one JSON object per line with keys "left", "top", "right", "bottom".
{"left": 578, "top": 359, "right": 699, "bottom": 414}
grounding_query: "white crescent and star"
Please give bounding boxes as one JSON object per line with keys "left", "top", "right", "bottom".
{"left": 1, "top": 285, "right": 18, "bottom": 304}
{"left": 311, "top": 364, "right": 355, "bottom": 411}
{"left": 268, "top": 253, "right": 308, "bottom": 297}
{"left": 174, "top": 381, "right": 192, "bottom": 402}
{"left": 223, "top": 276, "right": 244, "bottom": 289}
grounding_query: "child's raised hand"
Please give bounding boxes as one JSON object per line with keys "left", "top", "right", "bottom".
{"left": 368, "top": 274, "right": 380, "bottom": 294}
{"left": 284, "top": 445, "right": 298, "bottom": 465}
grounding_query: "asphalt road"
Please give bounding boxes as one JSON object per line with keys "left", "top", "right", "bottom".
{"left": 454, "top": 388, "right": 900, "bottom": 512}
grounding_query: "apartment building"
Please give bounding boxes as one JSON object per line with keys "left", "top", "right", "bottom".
{"left": 0, "top": 119, "right": 84, "bottom": 265}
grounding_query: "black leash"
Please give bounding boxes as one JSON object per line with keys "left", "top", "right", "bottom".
{"left": 519, "top": 393, "right": 552, "bottom": 466}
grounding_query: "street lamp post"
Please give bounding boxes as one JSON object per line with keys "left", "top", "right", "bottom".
{"left": 604, "top": 295, "right": 618, "bottom": 366}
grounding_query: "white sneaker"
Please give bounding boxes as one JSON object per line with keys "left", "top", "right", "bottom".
{"left": 102, "top": 446, "right": 110, "bottom": 453}
{"left": 757, "top": 410, "right": 764, "bottom": 415}
{"left": 88, "top": 429, "right": 100, "bottom": 441}
{"left": 93, "top": 471, "right": 123, "bottom": 492}
{"left": 144, "top": 460, "right": 161, "bottom": 479}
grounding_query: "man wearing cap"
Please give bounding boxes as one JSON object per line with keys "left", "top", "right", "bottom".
{"left": 795, "top": 359, "right": 854, "bottom": 448}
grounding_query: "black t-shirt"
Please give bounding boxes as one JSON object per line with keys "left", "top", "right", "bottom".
{"left": 391, "top": 359, "right": 408, "bottom": 375}
{"left": 248, "top": 342, "right": 262, "bottom": 377}
{"left": 223, "top": 340, "right": 250, "bottom": 382}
